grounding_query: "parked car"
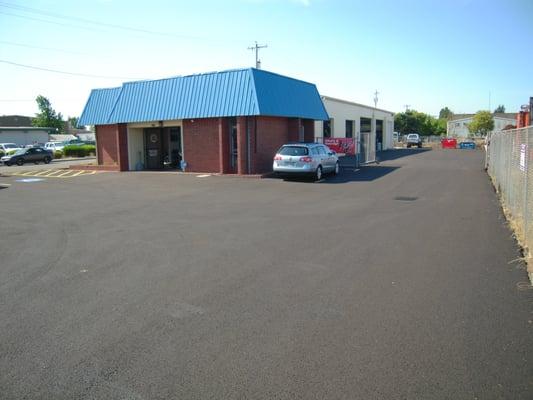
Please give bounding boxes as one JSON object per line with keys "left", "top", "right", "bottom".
{"left": 406, "top": 133, "right": 422, "bottom": 148}
{"left": 44, "top": 141, "right": 66, "bottom": 152}
{"left": 0, "top": 143, "right": 22, "bottom": 153}
{"left": 0, "top": 146, "right": 52, "bottom": 166}
{"left": 273, "top": 142, "right": 339, "bottom": 180}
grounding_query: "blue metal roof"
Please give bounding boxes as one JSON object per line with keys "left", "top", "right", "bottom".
{"left": 78, "top": 68, "right": 328, "bottom": 125}
{"left": 78, "top": 87, "right": 121, "bottom": 126}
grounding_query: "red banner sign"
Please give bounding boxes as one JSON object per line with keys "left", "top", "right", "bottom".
{"left": 323, "top": 138, "right": 356, "bottom": 155}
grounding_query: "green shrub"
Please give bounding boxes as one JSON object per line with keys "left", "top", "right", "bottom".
{"left": 6, "top": 149, "right": 17, "bottom": 156}
{"left": 0, "top": 150, "right": 4, "bottom": 157}
{"left": 54, "top": 150, "right": 63, "bottom": 159}
{"left": 63, "top": 144, "right": 96, "bottom": 157}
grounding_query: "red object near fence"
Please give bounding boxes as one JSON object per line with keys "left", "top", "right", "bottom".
{"left": 441, "top": 138, "right": 457, "bottom": 149}
{"left": 323, "top": 138, "right": 356, "bottom": 155}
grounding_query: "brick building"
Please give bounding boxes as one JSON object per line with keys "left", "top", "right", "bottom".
{"left": 78, "top": 68, "right": 328, "bottom": 174}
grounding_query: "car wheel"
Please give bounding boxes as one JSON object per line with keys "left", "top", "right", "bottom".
{"left": 407, "top": 144, "right": 411, "bottom": 148}
{"left": 334, "top": 161, "right": 340, "bottom": 175}
{"left": 418, "top": 144, "right": 422, "bottom": 148}
{"left": 44, "top": 157, "right": 51, "bottom": 164}
{"left": 315, "top": 165, "right": 323, "bottom": 181}
{"left": 5, "top": 162, "right": 11, "bottom": 166}
{"left": 16, "top": 158, "right": 24, "bottom": 166}
{"left": 34, "top": 161, "right": 39, "bottom": 164}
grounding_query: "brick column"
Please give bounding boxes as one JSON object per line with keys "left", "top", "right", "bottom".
{"left": 236, "top": 116, "right": 247, "bottom": 174}
{"left": 218, "top": 117, "right": 230, "bottom": 174}
{"left": 117, "top": 123, "right": 129, "bottom": 171}
{"left": 288, "top": 118, "right": 301, "bottom": 142}
{"left": 302, "top": 119, "right": 315, "bottom": 142}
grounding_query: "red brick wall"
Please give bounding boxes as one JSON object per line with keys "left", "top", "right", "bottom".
{"left": 95, "top": 124, "right": 128, "bottom": 171}
{"left": 183, "top": 118, "right": 220, "bottom": 173}
{"left": 96, "top": 124, "right": 119, "bottom": 166}
{"left": 254, "top": 116, "right": 289, "bottom": 174}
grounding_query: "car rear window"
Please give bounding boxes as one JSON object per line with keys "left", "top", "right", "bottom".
{"left": 407, "top": 134, "right": 418, "bottom": 139}
{"left": 278, "top": 146, "right": 308, "bottom": 156}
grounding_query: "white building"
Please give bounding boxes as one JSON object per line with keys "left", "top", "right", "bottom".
{"left": 314, "top": 96, "right": 394, "bottom": 163}
{"left": 447, "top": 113, "right": 516, "bottom": 137}
{"left": 0, "top": 127, "right": 55, "bottom": 146}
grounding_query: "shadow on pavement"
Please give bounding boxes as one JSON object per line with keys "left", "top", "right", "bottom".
{"left": 377, "top": 148, "right": 431, "bottom": 161}
{"left": 321, "top": 165, "right": 399, "bottom": 184}
{"left": 338, "top": 148, "right": 431, "bottom": 167}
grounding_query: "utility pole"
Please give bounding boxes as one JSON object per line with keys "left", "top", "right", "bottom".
{"left": 404, "top": 104, "right": 410, "bottom": 112}
{"left": 248, "top": 41, "right": 267, "bottom": 69}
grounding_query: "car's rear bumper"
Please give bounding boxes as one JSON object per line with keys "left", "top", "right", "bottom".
{"left": 272, "top": 164, "right": 314, "bottom": 174}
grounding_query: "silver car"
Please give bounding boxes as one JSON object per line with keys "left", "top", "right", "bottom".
{"left": 273, "top": 143, "right": 340, "bottom": 180}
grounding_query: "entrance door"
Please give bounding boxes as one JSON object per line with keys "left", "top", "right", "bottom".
{"left": 360, "top": 132, "right": 369, "bottom": 163}
{"left": 144, "top": 128, "right": 162, "bottom": 169}
{"left": 376, "top": 120, "right": 383, "bottom": 151}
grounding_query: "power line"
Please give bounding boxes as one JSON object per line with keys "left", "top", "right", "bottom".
{"left": 0, "top": 40, "right": 84, "bottom": 55}
{"left": 0, "top": 59, "right": 142, "bottom": 80}
{"left": 0, "top": 2, "right": 243, "bottom": 44}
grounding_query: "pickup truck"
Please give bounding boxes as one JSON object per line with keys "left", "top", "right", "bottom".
{"left": 406, "top": 133, "right": 422, "bottom": 148}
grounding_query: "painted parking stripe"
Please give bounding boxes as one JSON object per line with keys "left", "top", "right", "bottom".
{"left": 8, "top": 169, "right": 102, "bottom": 178}
{"left": 33, "top": 169, "right": 53, "bottom": 176}
{"left": 42, "top": 169, "right": 63, "bottom": 178}
{"left": 70, "top": 170, "right": 86, "bottom": 177}
{"left": 57, "top": 170, "right": 75, "bottom": 177}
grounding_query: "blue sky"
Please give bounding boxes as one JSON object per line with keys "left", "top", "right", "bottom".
{"left": 1, "top": 0, "right": 532, "bottom": 119}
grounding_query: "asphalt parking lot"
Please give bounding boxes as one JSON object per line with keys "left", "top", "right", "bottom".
{"left": 1, "top": 149, "right": 532, "bottom": 399}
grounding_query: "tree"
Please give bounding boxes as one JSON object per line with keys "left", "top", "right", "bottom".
{"left": 494, "top": 105, "right": 505, "bottom": 113}
{"left": 68, "top": 116, "right": 79, "bottom": 129}
{"left": 394, "top": 109, "right": 444, "bottom": 136}
{"left": 32, "top": 95, "right": 64, "bottom": 133}
{"left": 468, "top": 111, "right": 494, "bottom": 136}
{"left": 438, "top": 107, "right": 453, "bottom": 120}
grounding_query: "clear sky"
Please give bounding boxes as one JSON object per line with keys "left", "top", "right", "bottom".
{"left": 1, "top": 0, "right": 532, "bottom": 120}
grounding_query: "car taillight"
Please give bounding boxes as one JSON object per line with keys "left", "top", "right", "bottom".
{"left": 274, "top": 155, "right": 282, "bottom": 160}
{"left": 299, "top": 156, "right": 313, "bottom": 163}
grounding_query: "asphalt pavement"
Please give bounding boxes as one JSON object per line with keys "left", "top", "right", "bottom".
{"left": 0, "top": 148, "right": 532, "bottom": 399}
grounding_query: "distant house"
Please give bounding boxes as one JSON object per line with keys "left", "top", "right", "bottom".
{"left": 0, "top": 127, "right": 56, "bottom": 146}
{"left": 447, "top": 113, "right": 517, "bottom": 137}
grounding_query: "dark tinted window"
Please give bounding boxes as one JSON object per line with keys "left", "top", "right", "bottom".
{"left": 323, "top": 120, "right": 332, "bottom": 138}
{"left": 345, "top": 120, "right": 353, "bottom": 138}
{"left": 278, "top": 146, "right": 308, "bottom": 156}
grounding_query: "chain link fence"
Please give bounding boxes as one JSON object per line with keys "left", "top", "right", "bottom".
{"left": 486, "top": 127, "right": 533, "bottom": 279}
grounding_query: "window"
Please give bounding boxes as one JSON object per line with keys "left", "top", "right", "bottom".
{"left": 318, "top": 146, "right": 327, "bottom": 155}
{"left": 278, "top": 146, "right": 308, "bottom": 156}
{"left": 345, "top": 120, "right": 354, "bottom": 138}
{"left": 360, "top": 118, "right": 371, "bottom": 133}
{"left": 323, "top": 119, "right": 333, "bottom": 138}
{"left": 311, "top": 147, "right": 320, "bottom": 155}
